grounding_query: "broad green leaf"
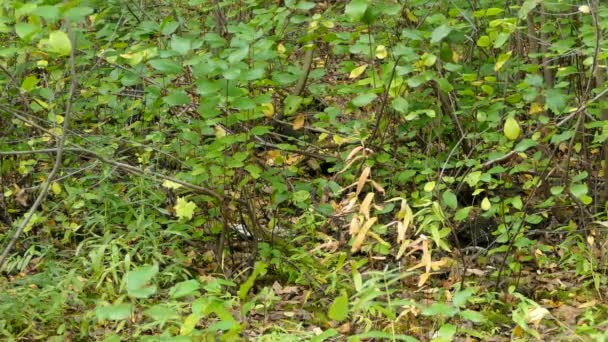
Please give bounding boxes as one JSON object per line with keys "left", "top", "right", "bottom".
{"left": 421, "top": 302, "right": 459, "bottom": 317}
{"left": 170, "top": 279, "right": 201, "bottom": 299}
{"left": 95, "top": 303, "right": 132, "bottom": 321}
{"left": 284, "top": 95, "right": 303, "bottom": 115}
{"left": 442, "top": 190, "right": 457, "bottom": 209}
{"left": 174, "top": 197, "right": 197, "bottom": 221}
{"left": 503, "top": 117, "right": 521, "bottom": 140}
{"left": 424, "top": 181, "right": 436, "bottom": 192}
{"left": 328, "top": 293, "right": 349, "bottom": 321}
{"left": 163, "top": 90, "right": 190, "bottom": 106}
{"left": 126, "top": 264, "right": 159, "bottom": 299}
{"left": 476, "top": 35, "right": 490, "bottom": 47}
{"left": 550, "top": 186, "right": 564, "bottom": 195}
{"left": 15, "top": 23, "right": 38, "bottom": 41}
{"left": 47, "top": 30, "right": 72, "bottom": 55}
{"left": 149, "top": 58, "right": 182, "bottom": 74}
{"left": 345, "top": 0, "right": 369, "bottom": 22}
{"left": 570, "top": 183, "right": 588, "bottom": 198}
{"left": 546, "top": 88, "right": 567, "bottom": 114}
{"left": 431, "top": 24, "right": 451, "bottom": 44}
{"left": 144, "top": 304, "right": 180, "bottom": 322}
{"left": 391, "top": 97, "right": 409, "bottom": 113}
{"left": 514, "top": 139, "right": 537, "bottom": 152}
{"left": 452, "top": 288, "right": 475, "bottom": 307}
{"left": 460, "top": 310, "right": 485, "bottom": 322}
{"left": 20, "top": 75, "right": 38, "bottom": 92}
{"left": 293, "top": 190, "right": 310, "bottom": 203}
{"left": 64, "top": 6, "right": 93, "bottom": 22}
{"left": 519, "top": 0, "right": 541, "bottom": 19}
{"left": 351, "top": 93, "right": 377, "bottom": 107}
{"left": 171, "top": 35, "right": 193, "bottom": 55}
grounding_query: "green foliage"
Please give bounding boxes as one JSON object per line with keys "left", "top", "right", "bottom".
{"left": 1, "top": 0, "right": 608, "bottom": 340}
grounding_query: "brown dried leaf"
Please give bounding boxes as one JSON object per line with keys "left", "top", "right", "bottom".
{"left": 292, "top": 114, "right": 305, "bottom": 130}
{"left": 359, "top": 192, "right": 374, "bottom": 220}
{"left": 351, "top": 217, "right": 377, "bottom": 252}
{"left": 356, "top": 166, "right": 371, "bottom": 196}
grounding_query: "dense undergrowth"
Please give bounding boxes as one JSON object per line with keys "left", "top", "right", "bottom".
{"left": 1, "top": 0, "right": 608, "bottom": 340}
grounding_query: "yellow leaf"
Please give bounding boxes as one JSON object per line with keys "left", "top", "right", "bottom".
{"left": 423, "top": 181, "right": 435, "bottom": 192}
{"left": 174, "top": 197, "right": 197, "bottom": 221}
{"left": 51, "top": 182, "right": 61, "bottom": 195}
{"left": 481, "top": 197, "right": 491, "bottom": 211}
{"left": 261, "top": 102, "right": 274, "bottom": 117}
{"left": 277, "top": 43, "right": 286, "bottom": 54}
{"left": 503, "top": 117, "right": 521, "bottom": 140}
{"left": 180, "top": 314, "right": 200, "bottom": 335}
{"left": 214, "top": 125, "right": 227, "bottom": 137}
{"left": 375, "top": 45, "right": 387, "bottom": 59}
{"left": 349, "top": 64, "right": 367, "bottom": 79}
{"left": 292, "top": 113, "right": 305, "bottom": 130}
{"left": 162, "top": 180, "right": 183, "bottom": 190}
{"left": 578, "top": 5, "right": 590, "bottom": 13}
{"left": 529, "top": 102, "right": 543, "bottom": 114}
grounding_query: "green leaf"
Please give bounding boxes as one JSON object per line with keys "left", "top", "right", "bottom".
{"left": 144, "top": 304, "right": 180, "bottom": 322}
{"left": 391, "top": 97, "right": 409, "bottom": 113}
{"left": 503, "top": 117, "right": 521, "bottom": 140}
{"left": 345, "top": 0, "right": 369, "bottom": 22}
{"left": 284, "top": 95, "right": 303, "bottom": 116}
{"left": 95, "top": 303, "right": 132, "bottom": 321}
{"left": 20, "top": 75, "right": 38, "bottom": 92}
{"left": 162, "top": 90, "right": 190, "bottom": 106}
{"left": 310, "top": 329, "right": 338, "bottom": 342}
{"left": 171, "top": 35, "right": 192, "bottom": 55}
{"left": 460, "top": 309, "right": 485, "bottom": 322}
{"left": 169, "top": 279, "right": 201, "bottom": 299}
{"left": 47, "top": 30, "right": 72, "bottom": 55}
{"left": 421, "top": 303, "right": 459, "bottom": 318}
{"left": 15, "top": 23, "right": 38, "bottom": 41}
{"left": 442, "top": 190, "right": 457, "bottom": 209}
{"left": 352, "top": 93, "right": 377, "bottom": 107}
{"left": 228, "top": 45, "right": 249, "bottom": 63}
{"left": 149, "top": 58, "right": 182, "bottom": 74}
{"left": 64, "top": 6, "right": 93, "bottom": 22}
{"left": 514, "top": 139, "right": 537, "bottom": 152}
{"left": 238, "top": 262, "right": 267, "bottom": 300}
{"left": 546, "top": 88, "right": 567, "bottom": 114}
{"left": 293, "top": 190, "right": 310, "bottom": 203}
{"left": 570, "top": 183, "right": 588, "bottom": 198}
{"left": 126, "top": 264, "right": 159, "bottom": 299}
{"left": 431, "top": 24, "right": 451, "bottom": 44}
{"left": 519, "top": 0, "right": 541, "bottom": 19}
{"left": 452, "top": 288, "right": 475, "bottom": 307}
{"left": 476, "top": 35, "right": 490, "bottom": 48}
{"left": 550, "top": 186, "right": 564, "bottom": 195}
{"left": 433, "top": 324, "right": 456, "bottom": 341}
{"left": 174, "top": 197, "right": 197, "bottom": 221}
{"left": 328, "top": 293, "right": 349, "bottom": 321}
